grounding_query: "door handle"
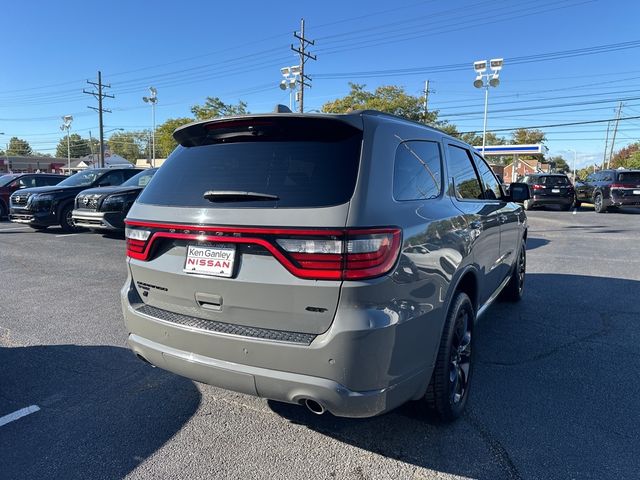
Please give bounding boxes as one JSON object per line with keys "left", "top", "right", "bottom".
{"left": 195, "top": 292, "right": 222, "bottom": 311}
{"left": 498, "top": 214, "right": 508, "bottom": 224}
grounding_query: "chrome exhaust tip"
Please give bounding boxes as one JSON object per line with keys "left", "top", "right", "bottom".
{"left": 304, "top": 399, "right": 326, "bottom": 415}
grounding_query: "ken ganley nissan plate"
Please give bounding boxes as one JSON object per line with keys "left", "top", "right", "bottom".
{"left": 184, "top": 244, "right": 235, "bottom": 277}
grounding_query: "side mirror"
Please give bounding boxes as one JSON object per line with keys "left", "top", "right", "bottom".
{"left": 508, "top": 182, "right": 530, "bottom": 203}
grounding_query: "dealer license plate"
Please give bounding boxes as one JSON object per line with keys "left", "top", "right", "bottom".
{"left": 552, "top": 188, "right": 560, "bottom": 193}
{"left": 184, "top": 244, "right": 236, "bottom": 277}
{"left": 634, "top": 190, "right": 640, "bottom": 195}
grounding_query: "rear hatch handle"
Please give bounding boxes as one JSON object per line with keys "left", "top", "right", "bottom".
{"left": 195, "top": 292, "right": 223, "bottom": 311}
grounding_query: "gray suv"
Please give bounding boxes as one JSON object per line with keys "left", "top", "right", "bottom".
{"left": 121, "top": 111, "right": 529, "bottom": 421}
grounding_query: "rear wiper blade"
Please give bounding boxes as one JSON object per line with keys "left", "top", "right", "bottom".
{"left": 203, "top": 190, "right": 280, "bottom": 202}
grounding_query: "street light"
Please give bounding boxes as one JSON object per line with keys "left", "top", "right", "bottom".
{"left": 473, "top": 58, "right": 503, "bottom": 154}
{"left": 565, "top": 149, "right": 578, "bottom": 182}
{"left": 279, "top": 66, "right": 300, "bottom": 111}
{"left": 60, "top": 115, "right": 73, "bottom": 175}
{"left": 143, "top": 87, "right": 158, "bottom": 167}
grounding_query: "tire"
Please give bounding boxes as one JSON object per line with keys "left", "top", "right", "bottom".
{"left": 500, "top": 242, "right": 526, "bottom": 302}
{"left": 593, "top": 193, "right": 607, "bottom": 213}
{"left": 59, "top": 204, "right": 78, "bottom": 232}
{"left": 422, "top": 291, "right": 475, "bottom": 422}
{"left": 574, "top": 200, "right": 581, "bottom": 208}
{"left": 560, "top": 203, "right": 572, "bottom": 211}
{"left": 523, "top": 199, "right": 533, "bottom": 210}
{"left": 0, "top": 201, "right": 6, "bottom": 219}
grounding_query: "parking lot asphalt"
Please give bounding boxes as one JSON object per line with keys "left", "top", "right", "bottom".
{"left": 1, "top": 207, "right": 639, "bottom": 480}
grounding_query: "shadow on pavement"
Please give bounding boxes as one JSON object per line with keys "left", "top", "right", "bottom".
{"left": 270, "top": 274, "right": 640, "bottom": 480}
{"left": 525, "top": 237, "right": 549, "bottom": 250}
{"left": 0, "top": 344, "right": 200, "bottom": 480}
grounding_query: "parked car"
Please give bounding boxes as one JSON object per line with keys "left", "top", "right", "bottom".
{"left": 0, "top": 173, "right": 65, "bottom": 218}
{"left": 575, "top": 169, "right": 640, "bottom": 213}
{"left": 121, "top": 111, "right": 530, "bottom": 421}
{"left": 72, "top": 168, "right": 158, "bottom": 231}
{"left": 9, "top": 168, "right": 142, "bottom": 231}
{"left": 519, "top": 173, "right": 575, "bottom": 210}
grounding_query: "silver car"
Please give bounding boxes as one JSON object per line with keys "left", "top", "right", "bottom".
{"left": 121, "top": 111, "right": 529, "bottom": 420}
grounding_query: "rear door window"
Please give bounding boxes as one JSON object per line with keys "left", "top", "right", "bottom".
{"left": 139, "top": 118, "right": 363, "bottom": 208}
{"left": 393, "top": 141, "right": 442, "bottom": 201}
{"left": 446, "top": 145, "right": 483, "bottom": 200}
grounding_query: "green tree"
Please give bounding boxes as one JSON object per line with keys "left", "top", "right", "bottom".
{"left": 191, "top": 97, "right": 249, "bottom": 121}
{"left": 155, "top": 117, "right": 194, "bottom": 157}
{"left": 547, "top": 155, "right": 571, "bottom": 173}
{"left": 610, "top": 142, "right": 640, "bottom": 169}
{"left": 55, "top": 134, "right": 94, "bottom": 158}
{"left": 322, "top": 83, "right": 438, "bottom": 123}
{"left": 6, "top": 137, "right": 33, "bottom": 156}
{"left": 108, "top": 131, "right": 147, "bottom": 163}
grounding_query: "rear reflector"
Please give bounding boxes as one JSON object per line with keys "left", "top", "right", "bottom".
{"left": 125, "top": 221, "right": 402, "bottom": 281}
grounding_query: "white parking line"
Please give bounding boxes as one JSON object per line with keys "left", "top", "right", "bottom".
{"left": 0, "top": 405, "right": 40, "bottom": 427}
{"left": 55, "top": 233, "right": 80, "bottom": 238}
{"left": 572, "top": 208, "right": 578, "bottom": 215}
{"left": 0, "top": 227, "right": 30, "bottom": 232}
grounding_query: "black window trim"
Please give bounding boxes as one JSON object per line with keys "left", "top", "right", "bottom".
{"left": 471, "top": 151, "right": 505, "bottom": 202}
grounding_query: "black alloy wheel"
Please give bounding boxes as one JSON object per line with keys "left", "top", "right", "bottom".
{"left": 422, "top": 291, "right": 475, "bottom": 422}
{"left": 501, "top": 243, "right": 526, "bottom": 302}
{"left": 594, "top": 193, "right": 606, "bottom": 213}
{"left": 60, "top": 205, "right": 77, "bottom": 232}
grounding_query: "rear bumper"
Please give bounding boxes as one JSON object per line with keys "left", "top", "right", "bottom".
{"left": 121, "top": 278, "right": 433, "bottom": 418}
{"left": 72, "top": 209, "right": 123, "bottom": 230}
{"left": 610, "top": 194, "right": 640, "bottom": 207}
{"left": 530, "top": 195, "right": 574, "bottom": 206}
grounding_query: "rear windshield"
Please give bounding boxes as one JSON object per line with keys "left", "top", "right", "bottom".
{"left": 617, "top": 171, "right": 640, "bottom": 182}
{"left": 539, "top": 176, "right": 569, "bottom": 185}
{"left": 138, "top": 118, "right": 363, "bottom": 208}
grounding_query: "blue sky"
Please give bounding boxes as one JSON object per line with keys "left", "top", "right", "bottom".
{"left": 1, "top": 0, "right": 639, "bottom": 167}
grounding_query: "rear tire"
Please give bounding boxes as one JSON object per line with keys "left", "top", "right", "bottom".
{"left": 59, "top": 204, "right": 78, "bottom": 232}
{"left": 422, "top": 291, "right": 475, "bottom": 422}
{"left": 500, "top": 242, "right": 526, "bottom": 302}
{"left": 593, "top": 193, "right": 607, "bottom": 213}
{"left": 574, "top": 200, "right": 581, "bottom": 208}
{"left": 561, "top": 203, "right": 572, "bottom": 211}
{"left": 0, "top": 201, "right": 6, "bottom": 219}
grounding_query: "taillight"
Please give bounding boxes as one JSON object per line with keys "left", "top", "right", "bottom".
{"left": 532, "top": 184, "right": 543, "bottom": 190}
{"left": 124, "top": 221, "right": 402, "bottom": 281}
{"left": 276, "top": 229, "right": 402, "bottom": 280}
{"left": 125, "top": 227, "right": 151, "bottom": 257}
{"left": 610, "top": 183, "right": 634, "bottom": 189}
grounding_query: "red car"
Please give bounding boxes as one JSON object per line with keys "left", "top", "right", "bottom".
{"left": 0, "top": 173, "right": 65, "bottom": 218}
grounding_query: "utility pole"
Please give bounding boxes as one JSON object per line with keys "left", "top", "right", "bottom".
{"left": 291, "top": 18, "right": 316, "bottom": 113}
{"left": 422, "top": 80, "right": 432, "bottom": 123}
{"left": 83, "top": 71, "right": 114, "bottom": 168}
{"left": 602, "top": 121, "right": 611, "bottom": 170}
{"left": 607, "top": 102, "right": 623, "bottom": 169}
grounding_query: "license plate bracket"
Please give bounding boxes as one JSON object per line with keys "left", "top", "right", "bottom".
{"left": 184, "top": 244, "right": 236, "bottom": 278}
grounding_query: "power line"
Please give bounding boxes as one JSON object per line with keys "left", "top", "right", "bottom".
{"left": 291, "top": 18, "right": 316, "bottom": 113}
{"left": 459, "top": 115, "right": 640, "bottom": 133}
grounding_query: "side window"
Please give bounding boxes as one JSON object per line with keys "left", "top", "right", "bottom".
{"left": 18, "top": 176, "right": 37, "bottom": 188}
{"left": 393, "top": 141, "right": 442, "bottom": 201}
{"left": 446, "top": 145, "right": 483, "bottom": 200}
{"left": 99, "top": 171, "right": 125, "bottom": 186}
{"left": 36, "top": 176, "right": 56, "bottom": 187}
{"left": 123, "top": 169, "right": 140, "bottom": 181}
{"left": 472, "top": 153, "right": 502, "bottom": 200}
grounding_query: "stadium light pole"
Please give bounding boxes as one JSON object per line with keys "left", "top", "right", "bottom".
{"left": 60, "top": 115, "right": 73, "bottom": 175}
{"left": 473, "top": 58, "right": 503, "bottom": 154}
{"left": 279, "top": 66, "right": 300, "bottom": 110}
{"left": 143, "top": 87, "right": 158, "bottom": 167}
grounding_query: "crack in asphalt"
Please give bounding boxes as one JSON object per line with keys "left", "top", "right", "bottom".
{"left": 463, "top": 408, "right": 522, "bottom": 480}
{"left": 478, "top": 312, "right": 614, "bottom": 367}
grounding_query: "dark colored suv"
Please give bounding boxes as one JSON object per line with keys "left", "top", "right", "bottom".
{"left": 121, "top": 111, "right": 530, "bottom": 421}
{"left": 0, "top": 173, "right": 65, "bottom": 218}
{"left": 519, "top": 173, "right": 575, "bottom": 210}
{"left": 575, "top": 169, "right": 640, "bottom": 213}
{"left": 9, "top": 168, "right": 142, "bottom": 231}
{"left": 72, "top": 168, "right": 158, "bottom": 231}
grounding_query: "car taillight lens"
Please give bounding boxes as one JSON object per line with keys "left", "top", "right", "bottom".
{"left": 532, "top": 184, "right": 543, "bottom": 190}
{"left": 125, "top": 227, "right": 151, "bottom": 255}
{"left": 124, "top": 221, "right": 402, "bottom": 281}
{"left": 610, "top": 183, "right": 634, "bottom": 189}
